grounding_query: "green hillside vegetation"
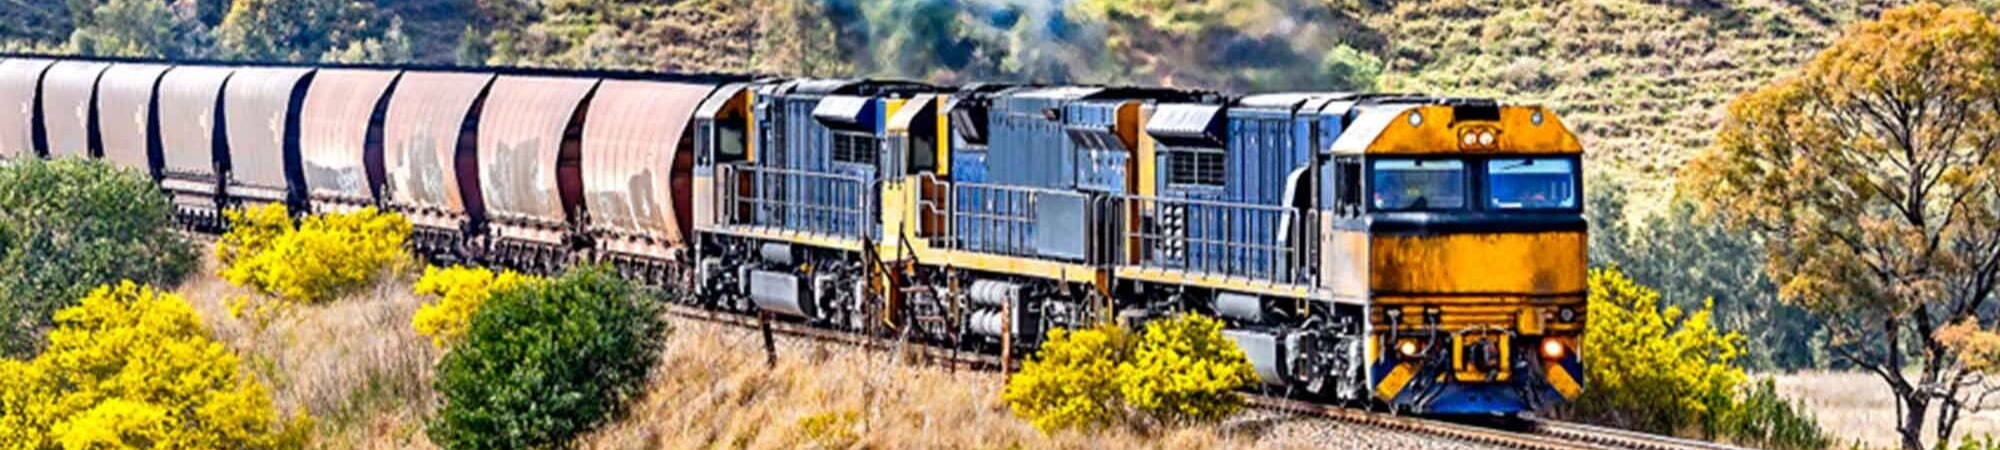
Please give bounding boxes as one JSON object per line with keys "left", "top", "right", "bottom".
{"left": 0, "top": 0, "right": 1939, "bottom": 370}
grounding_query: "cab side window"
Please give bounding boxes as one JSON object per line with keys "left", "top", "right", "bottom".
{"left": 715, "top": 117, "right": 748, "bottom": 163}
{"left": 1333, "top": 156, "right": 1363, "bottom": 217}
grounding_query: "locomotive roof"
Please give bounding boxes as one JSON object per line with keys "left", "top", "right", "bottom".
{"left": 1328, "top": 102, "right": 1580, "bottom": 156}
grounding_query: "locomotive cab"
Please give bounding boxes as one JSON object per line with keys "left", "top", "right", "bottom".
{"left": 1325, "top": 100, "right": 1587, "bottom": 414}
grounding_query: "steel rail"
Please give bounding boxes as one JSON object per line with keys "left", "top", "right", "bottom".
{"left": 1528, "top": 419, "right": 1747, "bottom": 450}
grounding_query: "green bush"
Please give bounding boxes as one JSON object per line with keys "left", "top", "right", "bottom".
{"left": 1718, "top": 378, "right": 1830, "bottom": 450}
{"left": 1319, "top": 44, "right": 1384, "bottom": 91}
{"left": 0, "top": 158, "right": 195, "bottom": 357}
{"left": 1004, "top": 314, "right": 1257, "bottom": 432}
{"left": 1959, "top": 434, "right": 2000, "bottom": 450}
{"left": 428, "top": 266, "right": 666, "bottom": 449}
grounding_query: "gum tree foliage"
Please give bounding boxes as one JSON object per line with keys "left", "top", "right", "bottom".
{"left": 66, "top": 0, "right": 213, "bottom": 58}
{"left": 0, "top": 282, "right": 306, "bottom": 448}
{"left": 752, "top": 0, "right": 857, "bottom": 77}
{"left": 834, "top": 0, "right": 982, "bottom": 80}
{"left": 1587, "top": 178, "right": 1821, "bottom": 370}
{"left": 213, "top": 0, "right": 410, "bottom": 62}
{"left": 1682, "top": 5, "right": 2000, "bottom": 449}
{"left": 1004, "top": 314, "right": 1256, "bottom": 432}
{"left": 1074, "top": 0, "right": 1274, "bottom": 90}
{"left": 455, "top": 0, "right": 853, "bottom": 76}
{"left": 428, "top": 266, "right": 666, "bottom": 449}
{"left": 1318, "top": 43, "right": 1383, "bottom": 91}
{"left": 0, "top": 159, "right": 195, "bottom": 357}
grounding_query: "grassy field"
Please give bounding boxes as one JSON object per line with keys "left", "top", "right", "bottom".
{"left": 1772, "top": 371, "right": 2000, "bottom": 449}
{"left": 178, "top": 258, "right": 438, "bottom": 449}
{"left": 174, "top": 255, "right": 1490, "bottom": 449}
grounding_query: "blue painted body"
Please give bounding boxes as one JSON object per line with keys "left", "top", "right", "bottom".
{"left": 986, "top": 93, "right": 1076, "bottom": 189}
{"left": 955, "top": 88, "right": 1102, "bottom": 259}
{"left": 1153, "top": 104, "right": 1337, "bottom": 282}
{"left": 1068, "top": 101, "right": 1128, "bottom": 193}
{"left": 748, "top": 86, "right": 880, "bottom": 239}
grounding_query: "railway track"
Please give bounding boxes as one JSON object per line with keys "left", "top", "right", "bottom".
{"left": 656, "top": 303, "right": 1740, "bottom": 450}
{"left": 1527, "top": 419, "right": 1746, "bottom": 450}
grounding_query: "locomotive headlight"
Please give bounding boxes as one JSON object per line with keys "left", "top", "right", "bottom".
{"left": 1531, "top": 110, "right": 1545, "bottom": 125}
{"left": 1479, "top": 131, "right": 1496, "bottom": 146}
{"left": 1462, "top": 133, "right": 1478, "bottom": 146}
{"left": 1541, "top": 338, "right": 1567, "bottom": 360}
{"left": 1397, "top": 339, "right": 1422, "bottom": 359}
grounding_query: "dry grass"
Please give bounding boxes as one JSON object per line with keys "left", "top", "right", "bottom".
{"left": 583, "top": 318, "right": 1267, "bottom": 450}
{"left": 1771, "top": 371, "right": 2000, "bottom": 449}
{"left": 179, "top": 255, "right": 438, "bottom": 450}
{"left": 175, "top": 253, "right": 1453, "bottom": 449}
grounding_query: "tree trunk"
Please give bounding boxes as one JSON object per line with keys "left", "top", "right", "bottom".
{"left": 1939, "top": 399, "right": 1959, "bottom": 449}
{"left": 1900, "top": 393, "right": 1929, "bottom": 450}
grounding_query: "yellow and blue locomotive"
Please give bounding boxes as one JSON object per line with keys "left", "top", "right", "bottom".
{"left": 692, "top": 82, "right": 1587, "bottom": 413}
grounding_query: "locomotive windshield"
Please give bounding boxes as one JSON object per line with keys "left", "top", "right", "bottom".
{"left": 1371, "top": 159, "right": 1466, "bottom": 210}
{"left": 1485, "top": 158, "right": 1578, "bottom": 210}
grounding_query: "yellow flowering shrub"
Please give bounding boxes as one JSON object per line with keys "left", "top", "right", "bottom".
{"left": 218, "top": 204, "right": 412, "bottom": 304}
{"left": 1005, "top": 314, "right": 1257, "bottom": 432}
{"left": 0, "top": 282, "right": 308, "bottom": 448}
{"left": 411, "top": 265, "right": 540, "bottom": 348}
{"left": 1003, "top": 324, "right": 1130, "bottom": 432}
{"left": 1576, "top": 267, "right": 1745, "bottom": 435}
{"left": 1115, "top": 313, "right": 1258, "bottom": 426}
{"left": 215, "top": 203, "right": 293, "bottom": 268}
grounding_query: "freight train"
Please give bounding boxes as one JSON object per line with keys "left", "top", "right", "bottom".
{"left": 0, "top": 55, "right": 1586, "bottom": 415}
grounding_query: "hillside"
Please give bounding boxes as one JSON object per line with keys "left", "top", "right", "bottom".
{"left": 1372, "top": 0, "right": 1855, "bottom": 212}
{"left": 1, "top": 0, "right": 1887, "bottom": 212}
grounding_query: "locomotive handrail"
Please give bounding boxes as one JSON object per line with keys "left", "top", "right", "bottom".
{"left": 714, "top": 163, "right": 877, "bottom": 241}
{"left": 943, "top": 182, "right": 1093, "bottom": 258}
{"left": 1114, "top": 194, "right": 1316, "bottom": 286}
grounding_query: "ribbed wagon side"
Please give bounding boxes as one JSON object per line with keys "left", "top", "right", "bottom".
{"left": 474, "top": 75, "right": 600, "bottom": 271}
{"left": 95, "top": 63, "right": 172, "bottom": 178}
{"left": 221, "top": 67, "right": 316, "bottom": 211}
{"left": 381, "top": 71, "right": 495, "bottom": 259}
{"left": 155, "top": 65, "right": 233, "bottom": 230}
{"left": 38, "top": 61, "right": 111, "bottom": 159}
{"left": 0, "top": 58, "right": 54, "bottom": 159}
{"left": 578, "top": 79, "right": 713, "bottom": 282}
{"left": 299, "top": 69, "right": 399, "bottom": 214}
